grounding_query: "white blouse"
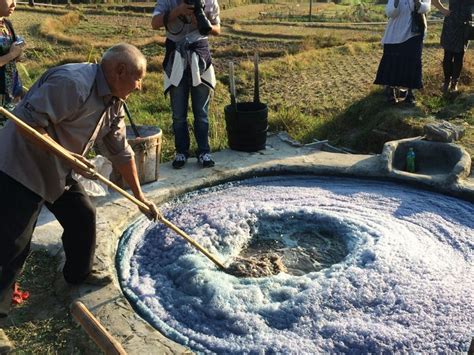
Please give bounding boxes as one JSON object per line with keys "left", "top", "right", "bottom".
{"left": 381, "top": 0, "right": 431, "bottom": 44}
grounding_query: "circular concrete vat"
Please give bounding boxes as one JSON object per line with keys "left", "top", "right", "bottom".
{"left": 117, "top": 175, "right": 473, "bottom": 353}
{"left": 43, "top": 135, "right": 473, "bottom": 354}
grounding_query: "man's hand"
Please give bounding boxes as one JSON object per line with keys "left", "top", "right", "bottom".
{"left": 139, "top": 197, "right": 162, "bottom": 222}
{"left": 70, "top": 153, "right": 97, "bottom": 180}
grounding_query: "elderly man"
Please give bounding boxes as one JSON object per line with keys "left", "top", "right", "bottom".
{"left": 0, "top": 43, "right": 159, "bottom": 318}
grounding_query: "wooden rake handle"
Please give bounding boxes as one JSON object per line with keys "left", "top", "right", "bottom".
{"left": 0, "top": 107, "right": 226, "bottom": 270}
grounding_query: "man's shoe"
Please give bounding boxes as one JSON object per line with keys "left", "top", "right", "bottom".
{"left": 172, "top": 153, "right": 187, "bottom": 169}
{"left": 0, "top": 329, "right": 14, "bottom": 353}
{"left": 81, "top": 270, "right": 113, "bottom": 287}
{"left": 197, "top": 153, "right": 215, "bottom": 168}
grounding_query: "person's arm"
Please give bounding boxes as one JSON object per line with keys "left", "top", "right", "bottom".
{"left": 114, "top": 159, "right": 160, "bottom": 220}
{"left": 431, "top": 0, "right": 450, "bottom": 15}
{"left": 151, "top": 2, "right": 194, "bottom": 30}
{"left": 98, "top": 104, "right": 160, "bottom": 220}
{"left": 0, "top": 41, "right": 24, "bottom": 67}
{"left": 207, "top": 0, "right": 221, "bottom": 35}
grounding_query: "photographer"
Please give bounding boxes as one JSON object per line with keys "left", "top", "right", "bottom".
{"left": 151, "top": 0, "right": 220, "bottom": 169}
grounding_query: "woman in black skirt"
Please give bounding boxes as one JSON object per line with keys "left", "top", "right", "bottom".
{"left": 433, "top": 0, "right": 472, "bottom": 92}
{"left": 374, "top": 0, "right": 431, "bottom": 104}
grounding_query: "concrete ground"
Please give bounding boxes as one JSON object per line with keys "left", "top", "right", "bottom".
{"left": 31, "top": 133, "right": 474, "bottom": 354}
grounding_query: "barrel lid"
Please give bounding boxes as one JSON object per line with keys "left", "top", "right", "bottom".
{"left": 126, "top": 125, "right": 162, "bottom": 140}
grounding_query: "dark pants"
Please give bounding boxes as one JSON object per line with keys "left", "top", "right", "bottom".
{"left": 169, "top": 68, "right": 211, "bottom": 157}
{"left": 443, "top": 50, "right": 465, "bottom": 83}
{"left": 0, "top": 172, "right": 96, "bottom": 317}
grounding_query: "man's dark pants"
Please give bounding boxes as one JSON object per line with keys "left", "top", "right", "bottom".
{"left": 0, "top": 171, "right": 96, "bottom": 317}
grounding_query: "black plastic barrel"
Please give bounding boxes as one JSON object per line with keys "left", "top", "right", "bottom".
{"left": 225, "top": 102, "right": 268, "bottom": 152}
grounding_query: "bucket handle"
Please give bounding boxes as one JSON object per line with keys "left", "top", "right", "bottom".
{"left": 228, "top": 52, "right": 260, "bottom": 112}
{"left": 228, "top": 61, "right": 238, "bottom": 113}
{"left": 123, "top": 102, "right": 141, "bottom": 138}
{"left": 253, "top": 52, "right": 260, "bottom": 104}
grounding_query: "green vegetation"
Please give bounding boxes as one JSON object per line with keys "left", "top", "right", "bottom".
{"left": 13, "top": 2, "right": 470, "bottom": 162}
{"left": 2, "top": 1, "right": 472, "bottom": 350}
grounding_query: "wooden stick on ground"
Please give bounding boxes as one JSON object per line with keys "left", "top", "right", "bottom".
{"left": 70, "top": 301, "right": 126, "bottom": 355}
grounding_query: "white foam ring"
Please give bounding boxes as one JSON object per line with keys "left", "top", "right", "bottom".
{"left": 117, "top": 176, "right": 474, "bottom": 353}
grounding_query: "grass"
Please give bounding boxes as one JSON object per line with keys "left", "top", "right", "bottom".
{"left": 1, "top": 1, "right": 473, "bottom": 351}
{"left": 1, "top": 250, "right": 99, "bottom": 353}
{"left": 256, "top": 2, "right": 387, "bottom": 22}
{"left": 8, "top": 2, "right": 471, "bottom": 160}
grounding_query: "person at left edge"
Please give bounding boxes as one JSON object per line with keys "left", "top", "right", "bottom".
{"left": 0, "top": 43, "right": 160, "bottom": 318}
{"left": 0, "top": 0, "right": 25, "bottom": 119}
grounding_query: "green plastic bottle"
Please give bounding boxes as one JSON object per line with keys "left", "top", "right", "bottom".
{"left": 406, "top": 147, "right": 416, "bottom": 173}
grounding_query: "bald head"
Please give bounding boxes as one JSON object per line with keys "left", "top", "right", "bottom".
{"left": 101, "top": 43, "right": 146, "bottom": 74}
{"left": 101, "top": 43, "right": 146, "bottom": 100}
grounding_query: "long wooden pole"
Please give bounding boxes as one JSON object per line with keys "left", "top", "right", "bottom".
{"left": 0, "top": 107, "right": 226, "bottom": 270}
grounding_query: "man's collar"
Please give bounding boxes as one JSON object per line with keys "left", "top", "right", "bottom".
{"left": 95, "top": 64, "right": 112, "bottom": 98}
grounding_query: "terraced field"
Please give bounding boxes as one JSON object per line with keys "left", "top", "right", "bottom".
{"left": 8, "top": 0, "right": 474, "bottom": 165}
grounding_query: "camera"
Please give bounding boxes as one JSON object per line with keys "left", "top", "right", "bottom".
{"left": 184, "top": 0, "right": 212, "bottom": 35}
{"left": 15, "top": 36, "right": 25, "bottom": 46}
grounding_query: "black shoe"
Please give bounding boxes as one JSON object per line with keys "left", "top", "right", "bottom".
{"left": 441, "top": 81, "right": 450, "bottom": 94}
{"left": 65, "top": 270, "right": 113, "bottom": 287}
{"left": 80, "top": 270, "right": 113, "bottom": 286}
{"left": 405, "top": 90, "right": 416, "bottom": 105}
{"left": 172, "top": 153, "right": 187, "bottom": 169}
{"left": 197, "top": 153, "right": 215, "bottom": 168}
{"left": 450, "top": 80, "right": 459, "bottom": 92}
{"left": 384, "top": 86, "right": 397, "bottom": 104}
